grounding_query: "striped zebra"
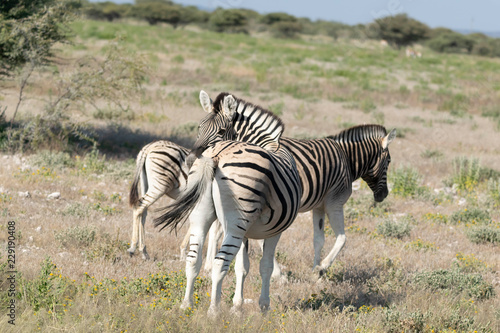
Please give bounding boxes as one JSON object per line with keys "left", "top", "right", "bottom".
{"left": 154, "top": 93, "right": 302, "bottom": 315}
{"left": 194, "top": 91, "right": 396, "bottom": 276}
{"left": 128, "top": 140, "right": 191, "bottom": 260}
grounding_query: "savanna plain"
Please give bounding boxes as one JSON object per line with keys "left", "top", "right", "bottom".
{"left": 1, "top": 19, "right": 500, "bottom": 332}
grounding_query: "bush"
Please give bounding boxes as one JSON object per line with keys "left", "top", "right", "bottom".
{"left": 0, "top": 0, "right": 76, "bottom": 77}
{"left": 272, "top": 21, "right": 302, "bottom": 39}
{"left": 427, "top": 32, "right": 475, "bottom": 54}
{"left": 260, "top": 12, "right": 297, "bottom": 25}
{"left": 413, "top": 268, "right": 495, "bottom": 300}
{"left": 54, "top": 226, "right": 96, "bottom": 248}
{"left": 488, "top": 178, "right": 500, "bottom": 205}
{"left": 449, "top": 208, "right": 491, "bottom": 225}
{"left": 130, "top": 1, "right": 181, "bottom": 27}
{"left": 449, "top": 157, "right": 480, "bottom": 192}
{"left": 209, "top": 9, "right": 248, "bottom": 34}
{"left": 370, "top": 14, "right": 430, "bottom": 48}
{"left": 390, "top": 166, "right": 428, "bottom": 198}
{"left": 466, "top": 225, "right": 500, "bottom": 244}
{"left": 84, "top": 2, "right": 127, "bottom": 22}
{"left": 376, "top": 219, "right": 411, "bottom": 239}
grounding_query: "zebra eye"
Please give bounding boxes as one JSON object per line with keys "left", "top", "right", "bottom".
{"left": 217, "top": 129, "right": 226, "bottom": 135}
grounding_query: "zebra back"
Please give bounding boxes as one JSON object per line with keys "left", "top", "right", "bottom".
{"left": 129, "top": 140, "right": 189, "bottom": 207}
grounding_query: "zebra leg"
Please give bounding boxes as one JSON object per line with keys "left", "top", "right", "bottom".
{"left": 128, "top": 166, "right": 148, "bottom": 257}
{"left": 208, "top": 231, "right": 245, "bottom": 317}
{"left": 138, "top": 208, "right": 149, "bottom": 260}
{"left": 204, "top": 221, "right": 222, "bottom": 272}
{"left": 181, "top": 205, "right": 216, "bottom": 309}
{"left": 179, "top": 226, "right": 190, "bottom": 260}
{"left": 312, "top": 206, "right": 326, "bottom": 270}
{"left": 259, "top": 234, "right": 281, "bottom": 312}
{"left": 318, "top": 190, "right": 351, "bottom": 274}
{"left": 257, "top": 239, "right": 282, "bottom": 279}
{"left": 231, "top": 238, "right": 249, "bottom": 314}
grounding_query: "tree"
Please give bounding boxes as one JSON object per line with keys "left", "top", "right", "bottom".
{"left": 84, "top": 2, "right": 127, "bottom": 22}
{"left": 0, "top": 0, "right": 76, "bottom": 77}
{"left": 0, "top": 0, "right": 77, "bottom": 125}
{"left": 427, "top": 32, "right": 476, "bottom": 54}
{"left": 209, "top": 9, "right": 248, "bottom": 34}
{"left": 260, "top": 12, "right": 297, "bottom": 25}
{"left": 130, "top": 1, "right": 181, "bottom": 27}
{"left": 371, "top": 14, "right": 430, "bottom": 48}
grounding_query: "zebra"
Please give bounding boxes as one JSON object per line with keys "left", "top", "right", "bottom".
{"left": 128, "top": 140, "right": 191, "bottom": 260}
{"left": 198, "top": 91, "right": 397, "bottom": 275}
{"left": 154, "top": 93, "right": 302, "bottom": 315}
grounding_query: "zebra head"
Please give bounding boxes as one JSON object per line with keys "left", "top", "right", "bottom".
{"left": 186, "top": 91, "right": 237, "bottom": 168}
{"left": 361, "top": 128, "right": 396, "bottom": 202}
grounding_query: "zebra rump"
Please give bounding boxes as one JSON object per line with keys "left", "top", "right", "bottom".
{"left": 154, "top": 156, "right": 215, "bottom": 233}
{"left": 129, "top": 147, "right": 148, "bottom": 207}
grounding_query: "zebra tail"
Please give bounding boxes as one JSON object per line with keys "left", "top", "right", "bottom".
{"left": 129, "top": 148, "right": 148, "bottom": 207}
{"left": 153, "top": 156, "right": 215, "bottom": 233}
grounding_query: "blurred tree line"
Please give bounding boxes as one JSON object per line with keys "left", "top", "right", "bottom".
{"left": 82, "top": 1, "right": 500, "bottom": 58}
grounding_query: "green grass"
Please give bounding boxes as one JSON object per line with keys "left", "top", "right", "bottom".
{"left": 68, "top": 20, "right": 500, "bottom": 113}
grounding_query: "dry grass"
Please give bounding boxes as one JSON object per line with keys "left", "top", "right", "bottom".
{"left": 0, "top": 19, "right": 499, "bottom": 332}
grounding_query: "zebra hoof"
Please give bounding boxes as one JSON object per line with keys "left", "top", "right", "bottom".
{"left": 141, "top": 251, "right": 150, "bottom": 260}
{"left": 207, "top": 305, "right": 220, "bottom": 318}
{"left": 127, "top": 247, "right": 136, "bottom": 257}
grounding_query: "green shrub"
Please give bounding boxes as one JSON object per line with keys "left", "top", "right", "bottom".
{"left": 390, "top": 166, "right": 428, "bottom": 198}
{"left": 370, "top": 14, "right": 430, "bottom": 48}
{"left": 18, "top": 257, "right": 72, "bottom": 312}
{"left": 60, "top": 203, "right": 92, "bottom": 219}
{"left": 488, "top": 178, "right": 500, "bottom": 205}
{"left": 84, "top": 232, "right": 128, "bottom": 261}
{"left": 449, "top": 208, "right": 490, "bottom": 225}
{"left": 449, "top": 157, "right": 480, "bottom": 192}
{"left": 466, "top": 225, "right": 500, "bottom": 244}
{"left": 376, "top": 219, "right": 411, "bottom": 239}
{"left": 427, "top": 32, "right": 475, "bottom": 54}
{"left": 271, "top": 21, "right": 303, "bottom": 39}
{"left": 413, "top": 269, "right": 495, "bottom": 300}
{"left": 54, "top": 226, "right": 96, "bottom": 248}
{"left": 209, "top": 9, "right": 248, "bottom": 34}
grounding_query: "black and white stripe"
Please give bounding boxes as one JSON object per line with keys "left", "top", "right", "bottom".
{"left": 127, "top": 140, "right": 189, "bottom": 260}
{"left": 154, "top": 92, "right": 301, "bottom": 315}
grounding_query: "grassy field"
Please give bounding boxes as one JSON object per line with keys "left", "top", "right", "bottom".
{"left": 1, "top": 19, "right": 500, "bottom": 332}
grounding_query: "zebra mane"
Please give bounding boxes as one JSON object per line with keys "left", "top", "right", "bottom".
{"left": 328, "top": 124, "right": 387, "bottom": 142}
{"left": 213, "top": 92, "right": 285, "bottom": 151}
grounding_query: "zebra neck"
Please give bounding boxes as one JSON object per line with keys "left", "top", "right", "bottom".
{"left": 337, "top": 141, "right": 378, "bottom": 180}
{"left": 231, "top": 102, "right": 284, "bottom": 152}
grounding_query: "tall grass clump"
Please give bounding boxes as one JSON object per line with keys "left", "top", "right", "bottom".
{"left": 487, "top": 178, "right": 500, "bottom": 206}
{"left": 390, "top": 166, "right": 428, "bottom": 198}
{"left": 447, "top": 157, "right": 500, "bottom": 193}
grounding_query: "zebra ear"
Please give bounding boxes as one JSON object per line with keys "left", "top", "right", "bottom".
{"left": 222, "top": 95, "right": 237, "bottom": 119}
{"left": 199, "top": 90, "right": 213, "bottom": 113}
{"left": 382, "top": 128, "right": 396, "bottom": 149}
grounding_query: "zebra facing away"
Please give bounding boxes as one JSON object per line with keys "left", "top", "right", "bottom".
{"left": 128, "top": 140, "right": 191, "bottom": 260}
{"left": 154, "top": 94, "right": 302, "bottom": 315}
{"left": 196, "top": 91, "right": 396, "bottom": 276}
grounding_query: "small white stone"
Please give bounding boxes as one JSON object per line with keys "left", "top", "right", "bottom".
{"left": 18, "top": 191, "right": 31, "bottom": 198}
{"left": 47, "top": 192, "right": 61, "bottom": 200}
{"left": 35, "top": 226, "right": 42, "bottom": 232}
{"left": 458, "top": 198, "right": 467, "bottom": 206}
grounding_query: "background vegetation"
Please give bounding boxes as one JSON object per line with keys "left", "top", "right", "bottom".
{"left": 0, "top": 1, "right": 499, "bottom": 332}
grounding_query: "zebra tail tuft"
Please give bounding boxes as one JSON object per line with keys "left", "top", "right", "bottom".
{"left": 154, "top": 156, "right": 215, "bottom": 233}
{"left": 129, "top": 149, "right": 147, "bottom": 207}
